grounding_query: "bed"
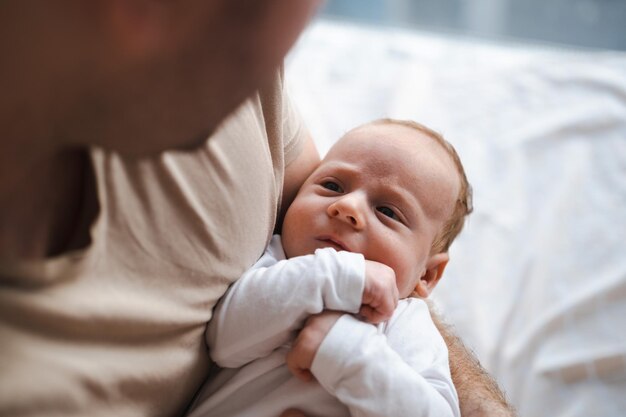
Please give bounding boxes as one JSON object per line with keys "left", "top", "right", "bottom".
{"left": 286, "top": 19, "right": 626, "bottom": 417}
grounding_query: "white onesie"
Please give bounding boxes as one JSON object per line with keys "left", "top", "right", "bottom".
{"left": 187, "top": 235, "right": 460, "bottom": 417}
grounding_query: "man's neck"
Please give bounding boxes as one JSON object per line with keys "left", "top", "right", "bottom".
{"left": 0, "top": 146, "right": 95, "bottom": 259}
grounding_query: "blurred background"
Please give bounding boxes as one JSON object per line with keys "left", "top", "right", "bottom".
{"left": 286, "top": 1, "right": 626, "bottom": 417}
{"left": 320, "top": 0, "right": 626, "bottom": 50}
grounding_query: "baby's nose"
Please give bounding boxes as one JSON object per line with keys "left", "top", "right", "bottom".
{"left": 327, "top": 195, "right": 366, "bottom": 229}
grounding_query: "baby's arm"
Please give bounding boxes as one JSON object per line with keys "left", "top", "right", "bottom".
{"left": 287, "top": 301, "right": 459, "bottom": 417}
{"left": 207, "top": 238, "right": 397, "bottom": 368}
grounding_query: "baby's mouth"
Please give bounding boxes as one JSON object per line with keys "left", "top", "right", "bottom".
{"left": 316, "top": 236, "right": 350, "bottom": 252}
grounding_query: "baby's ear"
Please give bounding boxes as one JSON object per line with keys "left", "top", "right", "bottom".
{"left": 414, "top": 253, "right": 449, "bottom": 298}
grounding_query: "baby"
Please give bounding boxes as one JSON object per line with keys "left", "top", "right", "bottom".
{"left": 187, "top": 118, "right": 472, "bottom": 417}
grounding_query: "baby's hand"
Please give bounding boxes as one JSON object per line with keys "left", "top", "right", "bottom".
{"left": 361, "top": 260, "right": 399, "bottom": 323}
{"left": 286, "top": 311, "right": 343, "bottom": 382}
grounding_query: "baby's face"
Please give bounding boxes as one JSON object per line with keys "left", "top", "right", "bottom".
{"left": 282, "top": 123, "right": 460, "bottom": 298}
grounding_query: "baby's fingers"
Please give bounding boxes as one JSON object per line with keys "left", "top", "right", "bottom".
{"left": 286, "top": 348, "right": 314, "bottom": 382}
{"left": 359, "top": 304, "right": 389, "bottom": 324}
{"left": 362, "top": 260, "right": 399, "bottom": 322}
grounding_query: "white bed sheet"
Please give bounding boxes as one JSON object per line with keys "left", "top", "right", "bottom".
{"left": 286, "top": 19, "right": 626, "bottom": 417}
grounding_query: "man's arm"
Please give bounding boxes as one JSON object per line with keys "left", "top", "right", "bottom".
{"left": 277, "top": 133, "right": 320, "bottom": 231}
{"left": 430, "top": 310, "right": 518, "bottom": 417}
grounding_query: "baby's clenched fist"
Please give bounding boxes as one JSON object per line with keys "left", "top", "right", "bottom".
{"left": 360, "top": 260, "right": 399, "bottom": 323}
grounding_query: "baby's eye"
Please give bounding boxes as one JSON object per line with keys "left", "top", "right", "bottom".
{"left": 322, "top": 181, "right": 343, "bottom": 193}
{"left": 377, "top": 206, "right": 399, "bottom": 221}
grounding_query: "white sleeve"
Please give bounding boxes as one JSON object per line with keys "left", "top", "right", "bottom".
{"left": 311, "top": 299, "right": 460, "bottom": 417}
{"left": 207, "top": 240, "right": 365, "bottom": 368}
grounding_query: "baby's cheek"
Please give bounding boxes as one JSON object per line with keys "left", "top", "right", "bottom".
{"left": 390, "top": 257, "right": 420, "bottom": 296}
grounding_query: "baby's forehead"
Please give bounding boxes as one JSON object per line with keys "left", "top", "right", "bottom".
{"left": 334, "top": 123, "right": 438, "bottom": 150}
{"left": 325, "top": 124, "right": 450, "bottom": 170}
{"left": 321, "top": 124, "right": 460, "bottom": 219}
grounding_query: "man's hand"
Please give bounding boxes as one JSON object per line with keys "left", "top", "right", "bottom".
{"left": 360, "top": 260, "right": 399, "bottom": 324}
{"left": 286, "top": 311, "right": 342, "bottom": 381}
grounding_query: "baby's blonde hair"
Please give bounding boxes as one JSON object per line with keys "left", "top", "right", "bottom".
{"left": 370, "top": 118, "right": 473, "bottom": 253}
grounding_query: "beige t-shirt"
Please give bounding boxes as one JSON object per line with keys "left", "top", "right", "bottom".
{"left": 0, "top": 72, "right": 306, "bottom": 417}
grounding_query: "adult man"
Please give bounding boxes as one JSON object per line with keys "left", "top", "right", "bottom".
{"left": 0, "top": 1, "right": 514, "bottom": 416}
